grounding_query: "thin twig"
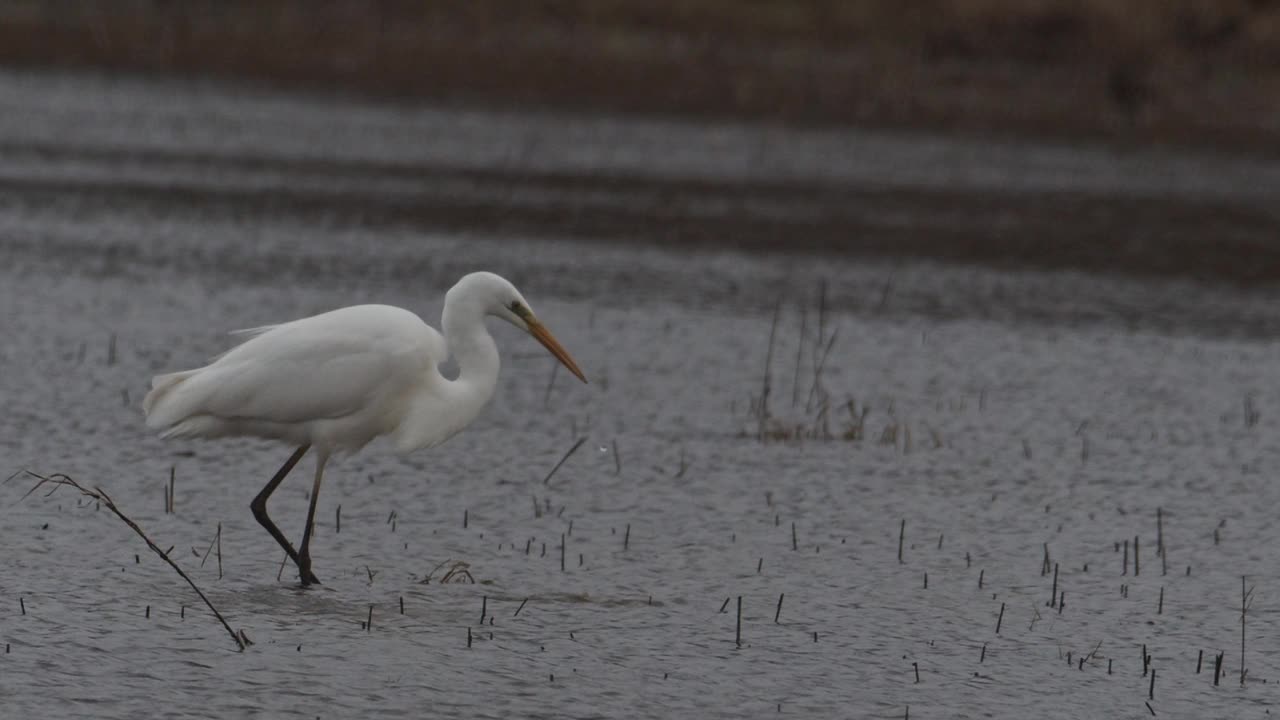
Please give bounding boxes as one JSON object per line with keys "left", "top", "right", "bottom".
{"left": 543, "top": 362, "right": 559, "bottom": 407}
{"left": 199, "top": 524, "right": 220, "bottom": 568}
{"left": 812, "top": 279, "right": 827, "bottom": 379}
{"left": 1082, "top": 640, "right": 1104, "bottom": 665}
{"left": 806, "top": 282, "right": 831, "bottom": 412}
{"left": 792, "top": 303, "right": 806, "bottom": 409}
{"left": 809, "top": 330, "right": 839, "bottom": 407}
{"left": 758, "top": 298, "right": 781, "bottom": 441}
{"left": 21, "top": 471, "right": 245, "bottom": 651}
{"left": 421, "top": 558, "right": 453, "bottom": 583}
{"left": 1242, "top": 575, "right": 1255, "bottom": 686}
{"left": 543, "top": 437, "right": 586, "bottom": 486}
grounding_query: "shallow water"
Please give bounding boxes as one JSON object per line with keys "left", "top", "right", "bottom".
{"left": 2, "top": 69, "right": 1280, "bottom": 719}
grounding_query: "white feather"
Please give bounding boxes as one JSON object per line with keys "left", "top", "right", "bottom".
{"left": 144, "top": 304, "right": 451, "bottom": 453}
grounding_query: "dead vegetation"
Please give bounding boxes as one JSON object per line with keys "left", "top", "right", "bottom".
{"left": 0, "top": 1, "right": 1277, "bottom": 147}
{"left": 747, "top": 285, "right": 838, "bottom": 443}
{"left": 14, "top": 470, "right": 248, "bottom": 651}
{"left": 745, "top": 284, "right": 939, "bottom": 452}
{"left": 420, "top": 559, "right": 476, "bottom": 585}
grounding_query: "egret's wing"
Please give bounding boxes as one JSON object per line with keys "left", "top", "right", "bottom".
{"left": 146, "top": 306, "right": 443, "bottom": 430}
{"left": 195, "top": 337, "right": 402, "bottom": 424}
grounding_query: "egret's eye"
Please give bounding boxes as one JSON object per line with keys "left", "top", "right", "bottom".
{"left": 509, "top": 301, "right": 530, "bottom": 319}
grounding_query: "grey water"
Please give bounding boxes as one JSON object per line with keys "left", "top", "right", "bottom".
{"left": 2, "top": 68, "right": 1280, "bottom": 718}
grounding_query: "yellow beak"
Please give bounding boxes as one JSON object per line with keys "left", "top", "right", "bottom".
{"left": 528, "top": 320, "right": 588, "bottom": 383}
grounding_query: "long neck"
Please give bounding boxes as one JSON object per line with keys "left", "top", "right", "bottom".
{"left": 442, "top": 300, "right": 501, "bottom": 404}
{"left": 392, "top": 295, "right": 503, "bottom": 455}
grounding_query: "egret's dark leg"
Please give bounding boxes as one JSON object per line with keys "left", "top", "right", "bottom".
{"left": 249, "top": 445, "right": 320, "bottom": 585}
{"left": 296, "top": 453, "right": 327, "bottom": 587}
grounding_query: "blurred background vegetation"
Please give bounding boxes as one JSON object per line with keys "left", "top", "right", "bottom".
{"left": 0, "top": 0, "right": 1276, "bottom": 148}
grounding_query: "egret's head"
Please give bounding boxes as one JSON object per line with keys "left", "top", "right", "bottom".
{"left": 452, "top": 271, "right": 588, "bottom": 384}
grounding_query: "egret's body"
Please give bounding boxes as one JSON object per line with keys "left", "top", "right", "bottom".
{"left": 143, "top": 272, "right": 586, "bottom": 585}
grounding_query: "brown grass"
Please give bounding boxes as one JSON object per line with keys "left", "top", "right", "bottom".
{"left": 0, "top": 1, "right": 1278, "bottom": 147}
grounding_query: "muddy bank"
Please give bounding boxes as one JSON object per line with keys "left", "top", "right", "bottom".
{"left": 1, "top": 1, "right": 1279, "bottom": 151}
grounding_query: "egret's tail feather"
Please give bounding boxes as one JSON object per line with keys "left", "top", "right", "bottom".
{"left": 158, "top": 415, "right": 228, "bottom": 440}
{"left": 142, "top": 368, "right": 203, "bottom": 429}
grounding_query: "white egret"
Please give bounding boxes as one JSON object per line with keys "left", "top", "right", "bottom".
{"left": 142, "top": 272, "right": 587, "bottom": 585}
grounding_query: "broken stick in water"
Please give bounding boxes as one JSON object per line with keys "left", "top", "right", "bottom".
{"left": 21, "top": 471, "right": 245, "bottom": 651}
{"left": 543, "top": 437, "right": 586, "bottom": 486}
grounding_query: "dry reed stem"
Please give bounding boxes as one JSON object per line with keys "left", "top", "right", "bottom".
{"left": 543, "top": 437, "right": 586, "bottom": 486}
{"left": 420, "top": 559, "right": 476, "bottom": 584}
{"left": 1241, "top": 576, "right": 1254, "bottom": 686}
{"left": 757, "top": 299, "right": 781, "bottom": 442}
{"left": 21, "top": 471, "right": 246, "bottom": 651}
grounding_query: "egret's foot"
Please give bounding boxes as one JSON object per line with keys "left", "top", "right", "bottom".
{"left": 297, "top": 558, "right": 321, "bottom": 586}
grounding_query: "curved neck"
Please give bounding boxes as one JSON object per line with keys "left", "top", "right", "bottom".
{"left": 440, "top": 298, "right": 501, "bottom": 419}
{"left": 392, "top": 292, "right": 504, "bottom": 455}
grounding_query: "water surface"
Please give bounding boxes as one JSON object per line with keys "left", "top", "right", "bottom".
{"left": 2, "top": 69, "right": 1280, "bottom": 719}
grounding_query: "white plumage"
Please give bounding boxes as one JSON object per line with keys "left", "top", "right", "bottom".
{"left": 143, "top": 272, "right": 587, "bottom": 585}
{"left": 145, "top": 304, "right": 445, "bottom": 452}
